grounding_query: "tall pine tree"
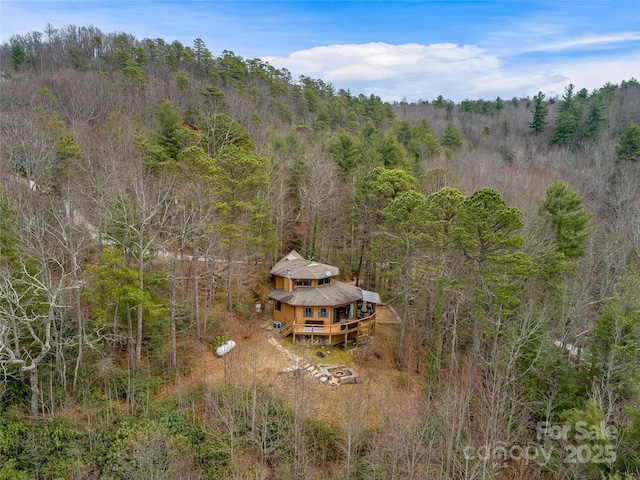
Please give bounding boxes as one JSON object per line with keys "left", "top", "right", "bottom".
{"left": 539, "top": 180, "right": 592, "bottom": 260}
{"left": 529, "top": 91, "right": 549, "bottom": 134}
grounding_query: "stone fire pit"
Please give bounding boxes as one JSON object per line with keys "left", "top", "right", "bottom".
{"left": 316, "top": 364, "right": 359, "bottom": 384}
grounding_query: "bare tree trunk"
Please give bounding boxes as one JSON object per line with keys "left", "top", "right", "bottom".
{"left": 170, "top": 255, "right": 178, "bottom": 372}
{"left": 469, "top": 312, "right": 480, "bottom": 392}
{"left": 449, "top": 297, "right": 461, "bottom": 375}
{"left": 126, "top": 300, "right": 134, "bottom": 368}
{"left": 136, "top": 252, "right": 144, "bottom": 365}
{"left": 136, "top": 304, "right": 143, "bottom": 365}
{"left": 226, "top": 247, "right": 233, "bottom": 312}
{"left": 192, "top": 236, "right": 201, "bottom": 339}
{"left": 355, "top": 236, "right": 368, "bottom": 287}
{"left": 0, "top": 262, "right": 57, "bottom": 418}
{"left": 30, "top": 368, "right": 40, "bottom": 417}
{"left": 72, "top": 258, "right": 84, "bottom": 393}
{"left": 340, "top": 384, "right": 370, "bottom": 479}
{"left": 397, "top": 245, "right": 412, "bottom": 370}
{"left": 469, "top": 270, "right": 487, "bottom": 393}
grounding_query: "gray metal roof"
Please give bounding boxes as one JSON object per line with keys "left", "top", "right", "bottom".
{"left": 268, "top": 280, "right": 363, "bottom": 306}
{"left": 269, "top": 250, "right": 339, "bottom": 280}
{"left": 362, "top": 290, "right": 382, "bottom": 304}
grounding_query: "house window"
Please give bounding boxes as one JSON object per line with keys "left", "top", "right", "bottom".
{"left": 318, "top": 307, "right": 328, "bottom": 318}
{"left": 275, "top": 300, "right": 281, "bottom": 311}
{"left": 317, "top": 277, "right": 330, "bottom": 285}
{"left": 294, "top": 279, "right": 312, "bottom": 287}
{"left": 303, "top": 307, "right": 314, "bottom": 318}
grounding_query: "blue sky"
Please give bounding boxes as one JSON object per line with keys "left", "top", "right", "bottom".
{"left": 1, "top": 0, "right": 639, "bottom": 102}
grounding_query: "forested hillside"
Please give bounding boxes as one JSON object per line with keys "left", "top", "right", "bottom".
{"left": 1, "top": 26, "right": 639, "bottom": 479}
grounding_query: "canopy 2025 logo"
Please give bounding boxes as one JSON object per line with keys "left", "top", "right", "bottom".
{"left": 537, "top": 420, "right": 617, "bottom": 465}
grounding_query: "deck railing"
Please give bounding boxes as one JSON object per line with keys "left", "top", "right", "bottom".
{"left": 290, "top": 313, "right": 376, "bottom": 336}
{"left": 279, "top": 322, "right": 294, "bottom": 337}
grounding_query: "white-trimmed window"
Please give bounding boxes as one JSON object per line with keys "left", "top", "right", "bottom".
{"left": 318, "top": 307, "right": 328, "bottom": 318}
{"left": 303, "top": 307, "right": 314, "bottom": 317}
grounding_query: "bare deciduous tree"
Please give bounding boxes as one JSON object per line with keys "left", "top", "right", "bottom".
{"left": 0, "top": 258, "right": 69, "bottom": 416}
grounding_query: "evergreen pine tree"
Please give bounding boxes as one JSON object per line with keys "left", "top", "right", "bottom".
{"left": 539, "top": 180, "right": 592, "bottom": 259}
{"left": 441, "top": 122, "right": 463, "bottom": 151}
{"left": 551, "top": 85, "right": 581, "bottom": 146}
{"left": 529, "top": 91, "right": 549, "bottom": 134}
{"left": 615, "top": 123, "right": 640, "bottom": 162}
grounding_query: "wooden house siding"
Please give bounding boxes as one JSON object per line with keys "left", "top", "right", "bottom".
{"left": 268, "top": 251, "right": 381, "bottom": 347}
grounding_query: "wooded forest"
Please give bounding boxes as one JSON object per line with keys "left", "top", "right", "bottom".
{"left": 1, "top": 25, "right": 639, "bottom": 479}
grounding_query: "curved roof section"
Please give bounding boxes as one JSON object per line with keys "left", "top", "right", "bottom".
{"left": 269, "top": 250, "right": 339, "bottom": 280}
{"left": 268, "top": 281, "right": 362, "bottom": 306}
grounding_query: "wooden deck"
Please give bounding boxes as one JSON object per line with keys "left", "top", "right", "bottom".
{"left": 282, "top": 314, "right": 376, "bottom": 348}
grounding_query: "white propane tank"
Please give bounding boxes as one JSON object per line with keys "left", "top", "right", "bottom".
{"left": 216, "top": 340, "right": 236, "bottom": 357}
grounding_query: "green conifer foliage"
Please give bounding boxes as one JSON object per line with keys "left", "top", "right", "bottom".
{"left": 441, "top": 122, "right": 463, "bottom": 151}
{"left": 453, "top": 188, "right": 536, "bottom": 387}
{"left": 539, "top": 180, "right": 592, "bottom": 259}
{"left": 615, "top": 123, "right": 640, "bottom": 162}
{"left": 529, "top": 91, "right": 549, "bottom": 134}
{"left": 551, "top": 84, "right": 582, "bottom": 146}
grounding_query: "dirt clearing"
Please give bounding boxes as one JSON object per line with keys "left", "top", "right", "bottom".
{"left": 169, "top": 306, "right": 424, "bottom": 428}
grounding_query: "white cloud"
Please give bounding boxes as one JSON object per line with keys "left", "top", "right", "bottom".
{"left": 263, "top": 40, "right": 640, "bottom": 102}
{"left": 263, "top": 42, "right": 505, "bottom": 101}
{"left": 265, "top": 42, "right": 500, "bottom": 77}
{"left": 263, "top": 42, "right": 544, "bottom": 101}
{"left": 519, "top": 32, "right": 640, "bottom": 54}
{"left": 541, "top": 54, "right": 640, "bottom": 98}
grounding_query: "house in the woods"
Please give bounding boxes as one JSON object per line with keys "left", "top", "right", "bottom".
{"left": 180, "top": 121, "right": 199, "bottom": 131}
{"left": 268, "top": 251, "right": 381, "bottom": 347}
